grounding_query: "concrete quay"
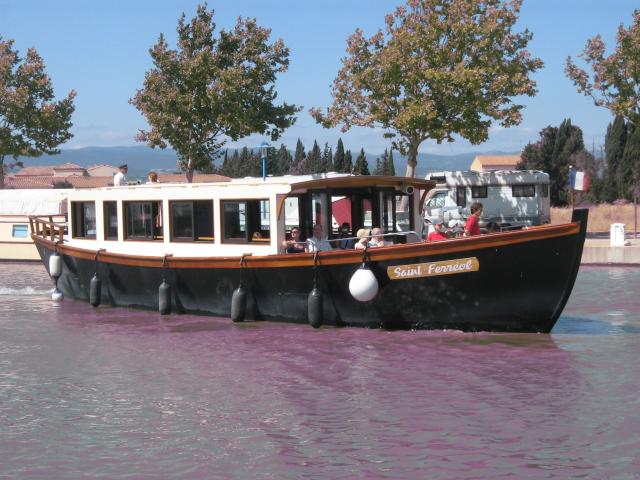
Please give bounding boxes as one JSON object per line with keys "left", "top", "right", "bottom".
{"left": 582, "top": 237, "right": 640, "bottom": 265}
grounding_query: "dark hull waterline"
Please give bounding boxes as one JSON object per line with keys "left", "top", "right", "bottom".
{"left": 34, "top": 209, "right": 588, "bottom": 333}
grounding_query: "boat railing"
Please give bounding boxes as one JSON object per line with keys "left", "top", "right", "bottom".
{"left": 28, "top": 214, "right": 68, "bottom": 243}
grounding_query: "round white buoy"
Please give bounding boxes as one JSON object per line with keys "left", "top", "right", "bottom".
{"left": 51, "top": 288, "right": 63, "bottom": 301}
{"left": 49, "top": 253, "right": 62, "bottom": 278}
{"left": 349, "top": 264, "right": 379, "bottom": 302}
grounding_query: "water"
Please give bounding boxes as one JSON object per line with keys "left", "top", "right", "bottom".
{"left": 1, "top": 264, "right": 639, "bottom": 479}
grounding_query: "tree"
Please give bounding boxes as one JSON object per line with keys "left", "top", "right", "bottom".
{"left": 320, "top": 142, "right": 333, "bottom": 172}
{"left": 276, "top": 143, "right": 292, "bottom": 174}
{"left": 386, "top": 149, "right": 396, "bottom": 176}
{"left": 292, "top": 138, "right": 306, "bottom": 173}
{"left": 130, "top": 4, "right": 298, "bottom": 182}
{"left": 0, "top": 37, "right": 76, "bottom": 188}
{"left": 519, "top": 119, "right": 587, "bottom": 206}
{"left": 301, "top": 140, "right": 322, "bottom": 174}
{"left": 565, "top": 10, "right": 640, "bottom": 126}
{"left": 620, "top": 123, "right": 640, "bottom": 201}
{"left": 353, "top": 148, "right": 370, "bottom": 175}
{"left": 334, "top": 138, "right": 346, "bottom": 172}
{"left": 344, "top": 150, "right": 353, "bottom": 173}
{"left": 602, "top": 115, "right": 628, "bottom": 201}
{"left": 311, "top": 0, "right": 542, "bottom": 178}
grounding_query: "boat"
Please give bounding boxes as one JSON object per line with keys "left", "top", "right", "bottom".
{"left": 0, "top": 189, "right": 69, "bottom": 261}
{"left": 28, "top": 173, "right": 588, "bottom": 332}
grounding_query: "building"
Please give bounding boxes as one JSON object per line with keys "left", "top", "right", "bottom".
{"left": 470, "top": 154, "right": 521, "bottom": 172}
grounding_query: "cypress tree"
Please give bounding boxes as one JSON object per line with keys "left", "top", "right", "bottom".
{"left": 276, "top": 143, "right": 292, "bottom": 174}
{"left": 387, "top": 149, "right": 396, "bottom": 176}
{"left": 334, "top": 138, "right": 346, "bottom": 172}
{"left": 602, "top": 115, "right": 627, "bottom": 202}
{"left": 620, "top": 123, "right": 640, "bottom": 200}
{"left": 344, "top": 150, "right": 353, "bottom": 173}
{"left": 373, "top": 154, "right": 384, "bottom": 175}
{"left": 353, "top": 148, "right": 370, "bottom": 175}
{"left": 292, "top": 138, "right": 306, "bottom": 173}
{"left": 321, "top": 142, "right": 333, "bottom": 172}
{"left": 303, "top": 140, "right": 322, "bottom": 174}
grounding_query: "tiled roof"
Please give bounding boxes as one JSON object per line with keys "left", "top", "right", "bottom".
{"left": 4, "top": 175, "right": 55, "bottom": 189}
{"left": 157, "top": 173, "right": 231, "bottom": 183}
{"left": 474, "top": 155, "right": 521, "bottom": 166}
{"left": 15, "top": 166, "right": 56, "bottom": 176}
{"left": 87, "top": 164, "right": 118, "bottom": 171}
{"left": 62, "top": 176, "right": 114, "bottom": 188}
{"left": 53, "top": 163, "right": 84, "bottom": 170}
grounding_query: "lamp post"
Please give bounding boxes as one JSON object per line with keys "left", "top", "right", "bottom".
{"left": 259, "top": 141, "right": 271, "bottom": 181}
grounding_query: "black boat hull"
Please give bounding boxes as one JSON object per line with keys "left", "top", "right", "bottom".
{"left": 34, "top": 210, "right": 588, "bottom": 332}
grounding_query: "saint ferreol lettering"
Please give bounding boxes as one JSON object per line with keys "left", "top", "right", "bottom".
{"left": 387, "top": 257, "right": 479, "bottom": 280}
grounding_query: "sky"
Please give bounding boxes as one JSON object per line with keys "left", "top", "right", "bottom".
{"left": 0, "top": 0, "right": 637, "bottom": 156}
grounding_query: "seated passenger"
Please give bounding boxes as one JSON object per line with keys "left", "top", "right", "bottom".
{"left": 281, "top": 226, "right": 305, "bottom": 254}
{"left": 354, "top": 228, "right": 370, "bottom": 250}
{"left": 336, "top": 222, "right": 354, "bottom": 249}
{"left": 427, "top": 219, "right": 448, "bottom": 242}
{"left": 252, "top": 231, "right": 263, "bottom": 241}
{"left": 369, "top": 227, "right": 392, "bottom": 247}
{"left": 306, "top": 224, "right": 332, "bottom": 252}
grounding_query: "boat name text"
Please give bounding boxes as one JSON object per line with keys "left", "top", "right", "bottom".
{"left": 387, "top": 257, "right": 480, "bottom": 280}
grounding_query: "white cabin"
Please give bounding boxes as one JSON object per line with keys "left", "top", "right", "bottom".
{"left": 62, "top": 174, "right": 430, "bottom": 257}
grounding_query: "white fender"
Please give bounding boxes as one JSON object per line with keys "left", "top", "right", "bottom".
{"left": 349, "top": 264, "right": 379, "bottom": 302}
{"left": 49, "top": 253, "right": 62, "bottom": 278}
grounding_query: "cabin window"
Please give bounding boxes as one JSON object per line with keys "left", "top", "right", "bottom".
{"left": 12, "top": 224, "right": 28, "bottom": 238}
{"left": 222, "top": 199, "right": 270, "bottom": 243}
{"left": 103, "top": 201, "right": 118, "bottom": 240}
{"left": 539, "top": 183, "right": 549, "bottom": 198}
{"left": 471, "top": 186, "right": 488, "bottom": 198}
{"left": 512, "top": 185, "right": 536, "bottom": 197}
{"left": 170, "top": 200, "right": 214, "bottom": 242}
{"left": 456, "top": 187, "right": 467, "bottom": 207}
{"left": 124, "top": 201, "right": 163, "bottom": 240}
{"left": 71, "top": 201, "right": 96, "bottom": 239}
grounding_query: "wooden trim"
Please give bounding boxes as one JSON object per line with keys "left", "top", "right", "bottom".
{"left": 34, "top": 222, "right": 580, "bottom": 270}
{"left": 276, "top": 194, "right": 287, "bottom": 221}
{"left": 0, "top": 240, "right": 34, "bottom": 245}
{"left": 289, "top": 175, "right": 436, "bottom": 193}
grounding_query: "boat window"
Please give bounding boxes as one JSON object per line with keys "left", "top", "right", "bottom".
{"left": 381, "top": 191, "right": 396, "bottom": 233}
{"left": 456, "top": 187, "right": 467, "bottom": 207}
{"left": 12, "top": 224, "right": 28, "bottom": 238}
{"left": 427, "top": 191, "right": 447, "bottom": 209}
{"left": 222, "top": 199, "right": 270, "bottom": 243}
{"left": 471, "top": 186, "right": 488, "bottom": 198}
{"left": 71, "top": 201, "right": 96, "bottom": 239}
{"left": 512, "top": 185, "right": 536, "bottom": 197}
{"left": 170, "top": 200, "right": 214, "bottom": 242}
{"left": 103, "top": 201, "right": 118, "bottom": 240}
{"left": 124, "top": 201, "right": 163, "bottom": 241}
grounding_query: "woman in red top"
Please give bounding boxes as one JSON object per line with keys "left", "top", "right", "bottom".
{"left": 427, "top": 220, "right": 448, "bottom": 241}
{"left": 464, "top": 202, "right": 483, "bottom": 237}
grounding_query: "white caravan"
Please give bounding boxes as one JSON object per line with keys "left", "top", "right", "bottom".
{"left": 423, "top": 170, "right": 550, "bottom": 230}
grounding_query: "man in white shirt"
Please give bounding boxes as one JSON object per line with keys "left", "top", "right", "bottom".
{"left": 306, "top": 224, "right": 332, "bottom": 252}
{"left": 113, "top": 164, "right": 128, "bottom": 186}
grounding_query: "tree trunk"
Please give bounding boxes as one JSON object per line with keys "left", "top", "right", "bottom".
{"left": 186, "top": 158, "right": 194, "bottom": 183}
{"left": 400, "top": 141, "right": 420, "bottom": 211}
{"left": 404, "top": 143, "right": 419, "bottom": 179}
{"left": 0, "top": 155, "right": 4, "bottom": 189}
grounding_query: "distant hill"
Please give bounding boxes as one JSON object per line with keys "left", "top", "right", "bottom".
{"left": 17, "top": 146, "right": 519, "bottom": 179}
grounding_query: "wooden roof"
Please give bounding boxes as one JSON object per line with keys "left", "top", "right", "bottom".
{"left": 289, "top": 175, "right": 435, "bottom": 193}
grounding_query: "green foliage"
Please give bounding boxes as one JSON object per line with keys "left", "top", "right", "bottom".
{"left": 0, "top": 37, "right": 76, "bottom": 188}
{"left": 130, "top": 4, "right": 298, "bottom": 182}
{"left": 353, "top": 148, "right": 370, "bottom": 175}
{"left": 344, "top": 150, "right": 353, "bottom": 173}
{"left": 620, "top": 123, "right": 640, "bottom": 200}
{"left": 519, "top": 119, "right": 588, "bottom": 206}
{"left": 333, "top": 138, "right": 347, "bottom": 173}
{"left": 311, "top": 0, "right": 542, "bottom": 178}
{"left": 566, "top": 10, "right": 640, "bottom": 126}
{"left": 602, "top": 116, "right": 628, "bottom": 201}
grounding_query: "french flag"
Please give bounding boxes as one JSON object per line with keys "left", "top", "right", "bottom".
{"left": 570, "top": 170, "right": 590, "bottom": 192}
